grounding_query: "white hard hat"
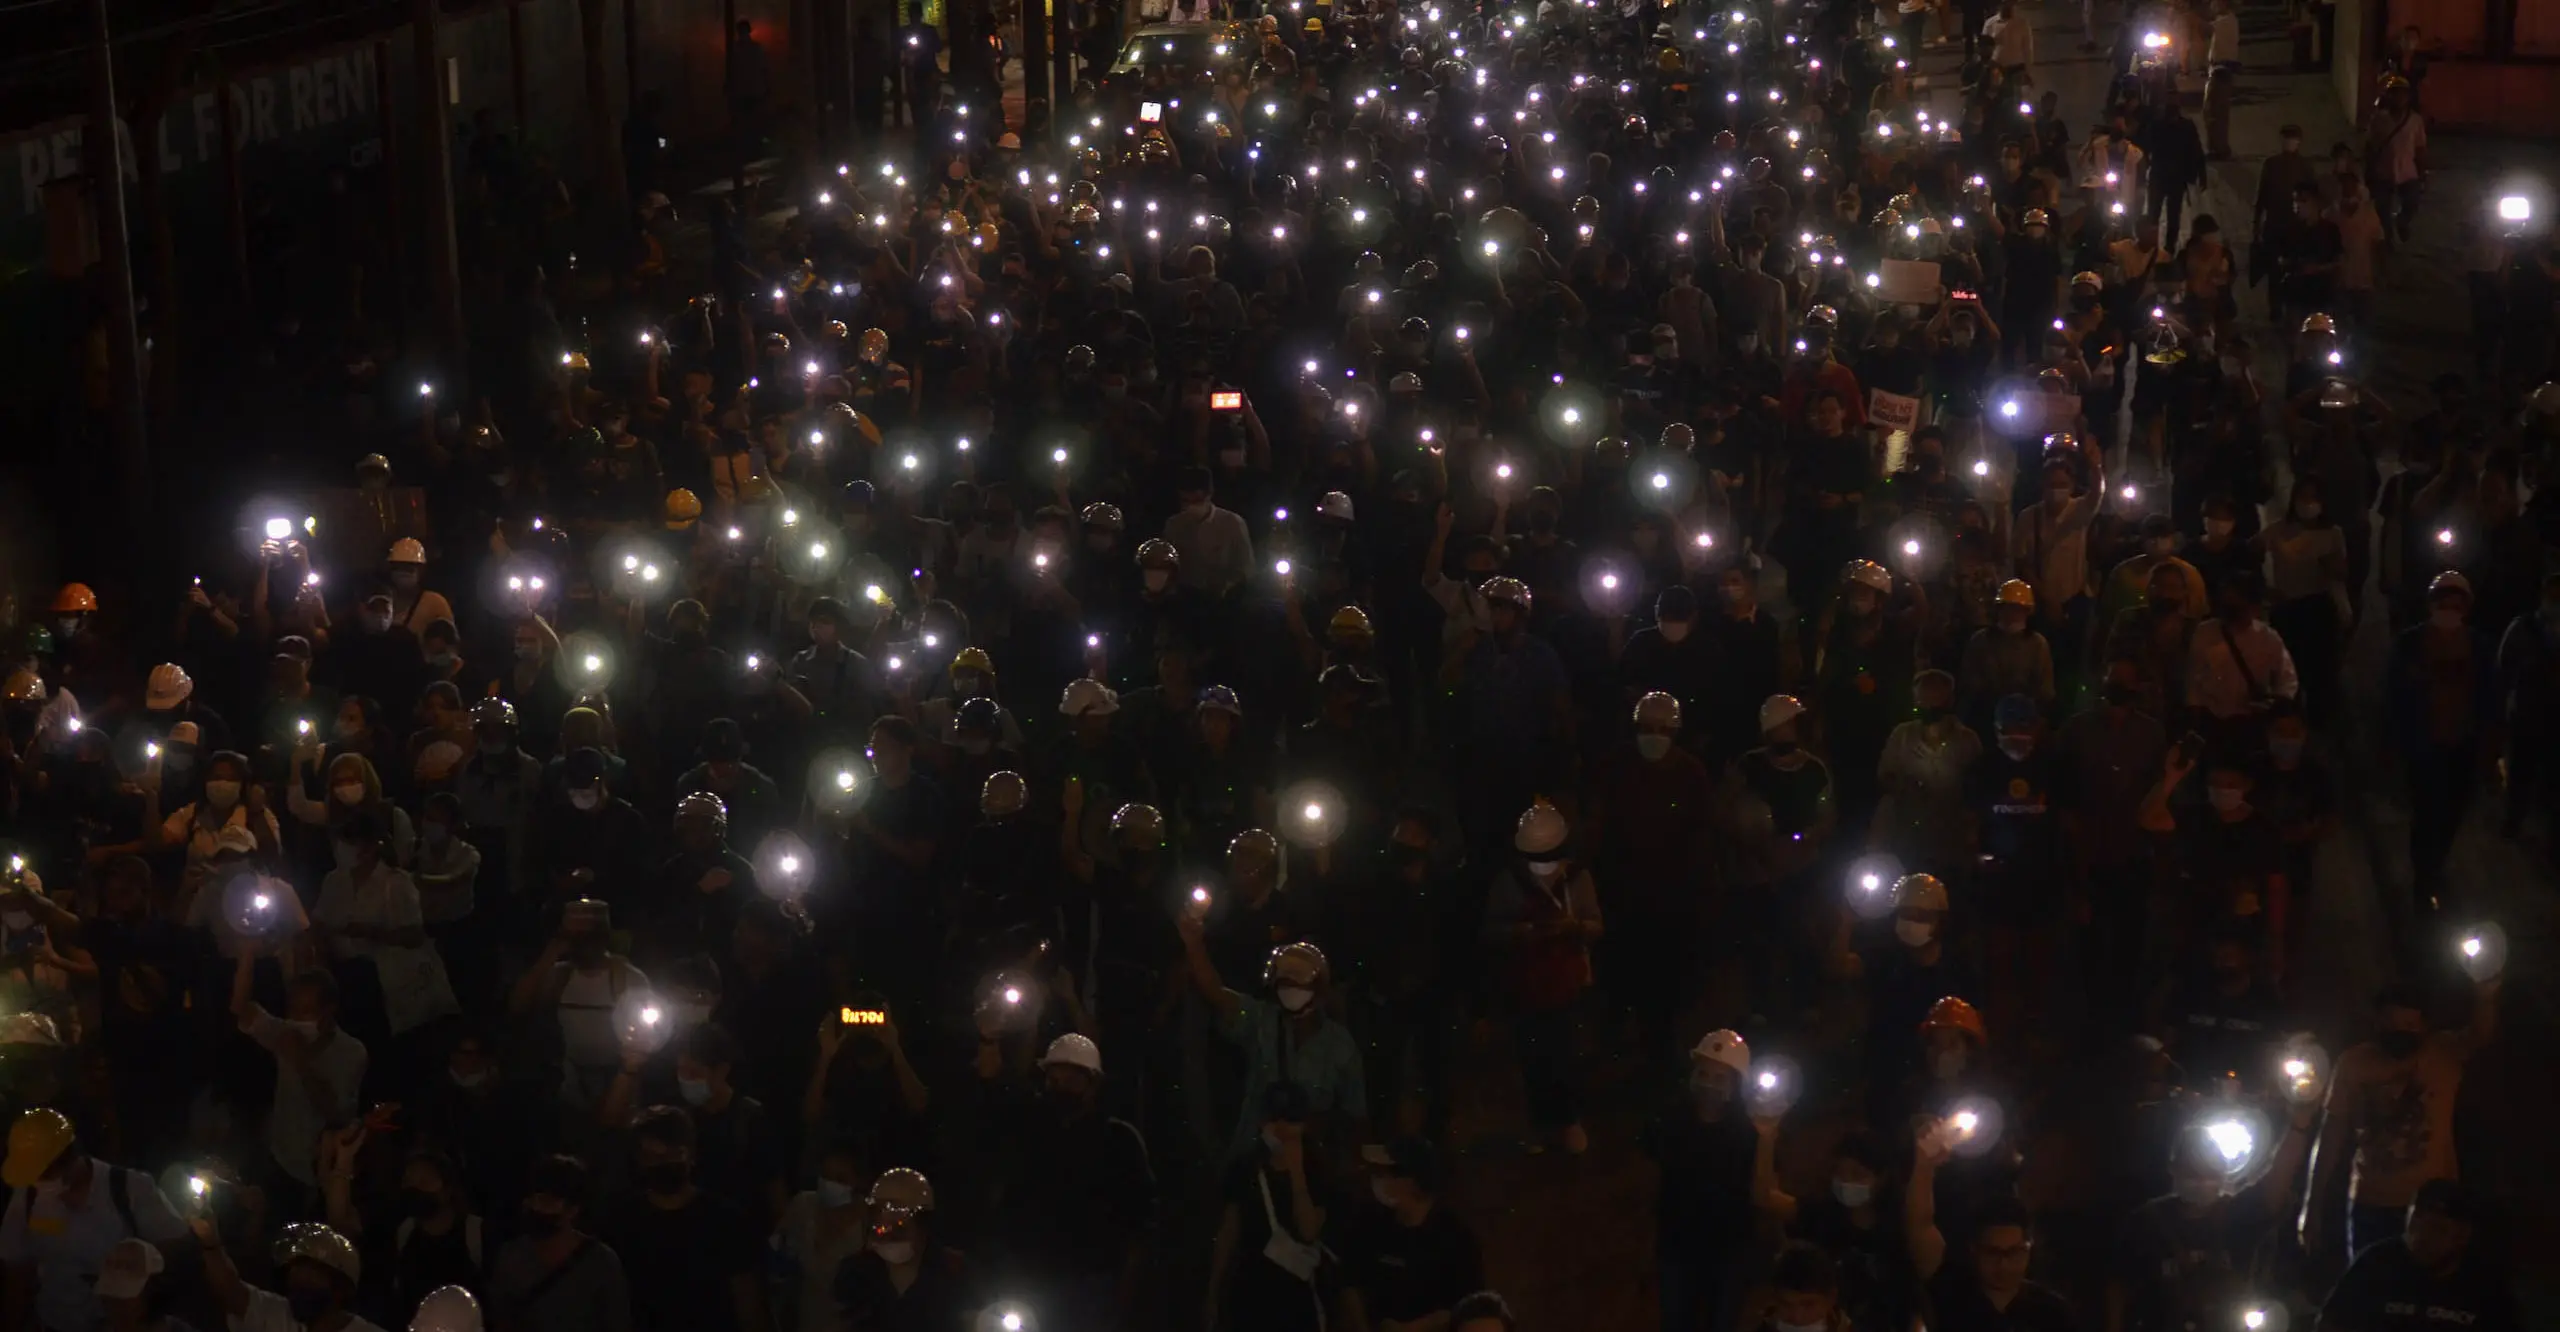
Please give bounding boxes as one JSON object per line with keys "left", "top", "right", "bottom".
{"left": 1513, "top": 797, "right": 1569, "bottom": 854}
{"left": 1039, "top": 1033, "right": 1103, "bottom": 1075}
{"left": 1895, "top": 872, "right": 1949, "bottom": 912}
{"left": 273, "top": 1223, "right": 360, "bottom": 1286}
{"left": 1843, "top": 558, "right": 1892, "bottom": 593}
{"left": 1691, "top": 1028, "right": 1751, "bottom": 1073}
{"left": 1759, "top": 694, "right": 1806, "bottom": 733}
{"left": 411, "top": 1285, "right": 484, "bottom": 1332}
{"left": 388, "top": 538, "right": 428, "bottom": 564}
{"left": 145, "top": 663, "right": 192, "bottom": 711}
{"left": 2428, "top": 569, "right": 2473, "bottom": 599}
{"left": 93, "top": 1238, "right": 162, "bottom": 1301}
{"left": 1632, "top": 690, "right": 1682, "bottom": 729}
{"left": 1059, "top": 678, "right": 1121, "bottom": 717}
{"left": 867, "top": 1166, "right": 936, "bottom": 1214}
{"left": 1317, "top": 490, "right": 1357, "bottom": 522}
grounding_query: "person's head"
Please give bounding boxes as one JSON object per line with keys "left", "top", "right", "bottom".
{"left": 93, "top": 1237, "right": 163, "bottom": 1321}
{"left": 2207, "top": 930, "right": 2255, "bottom": 990}
{"left": 868, "top": 715, "right": 919, "bottom": 783}
{"left": 2372, "top": 983, "right": 2428, "bottom": 1057}
{"left": 3, "top": 1109, "right": 88, "bottom": 1200}
{"left": 2216, "top": 572, "right": 2264, "bottom": 625}
{"left": 675, "top": 1023, "right": 740, "bottom": 1108}
{"left": 1829, "top": 1130, "right": 1885, "bottom": 1208}
{"left": 2167, "top": 1125, "right": 2235, "bottom": 1210}
{"left": 1768, "top": 1242, "right": 1842, "bottom": 1331}
{"left": 275, "top": 1227, "right": 359, "bottom": 1324}
{"left": 1227, "top": 828, "right": 1281, "bottom": 900}
{"left": 2427, "top": 571, "right": 2473, "bottom": 629}
{"left": 631, "top": 1105, "right": 696, "bottom": 1197}
{"left": 1971, "top": 1197, "right": 2035, "bottom": 1296}
{"left": 2279, "top": 122, "right": 2303, "bottom": 154}
{"left": 326, "top": 752, "right": 381, "bottom": 813}
{"left": 523, "top": 1153, "right": 589, "bottom": 1236}
{"left": 1913, "top": 669, "right": 1956, "bottom": 719}
{"left": 1994, "top": 695, "right": 2039, "bottom": 759}
{"left": 2403, "top": 1180, "right": 2477, "bottom": 1271}
{"left": 2289, "top": 475, "right": 2327, "bottom": 523}
{"left": 1809, "top": 390, "right": 1847, "bottom": 435}
{"left": 402, "top": 1149, "right": 461, "bottom": 1217}
{"left": 808, "top": 599, "right": 849, "bottom": 648}
{"left": 564, "top": 747, "right": 610, "bottom": 808}
{"left": 2294, "top": 180, "right": 2324, "bottom": 221}
{"left": 1363, "top": 1136, "right": 1441, "bottom": 1212}
{"left": 2204, "top": 756, "right": 2254, "bottom": 817}
{"left": 2146, "top": 561, "right": 2187, "bottom": 615}
{"left": 1038, "top": 1033, "right": 1103, "bottom": 1108}
{"left": 286, "top": 968, "right": 340, "bottom": 1034}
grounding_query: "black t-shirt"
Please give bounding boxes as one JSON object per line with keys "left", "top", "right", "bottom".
{"left": 833, "top": 1245, "right": 979, "bottom": 1332}
{"left": 2112, "top": 1193, "right": 2273, "bottom": 1332}
{"left": 1220, "top": 1156, "right": 1333, "bottom": 1332}
{"left": 1735, "top": 749, "right": 1834, "bottom": 839}
{"left": 1926, "top": 1268, "right": 2080, "bottom": 1332}
{"left": 1795, "top": 1194, "right": 1917, "bottom": 1332}
{"left": 2320, "top": 1238, "right": 2515, "bottom": 1332}
{"left": 1970, "top": 747, "right": 2063, "bottom": 879}
{"left": 1336, "top": 1200, "right": 1484, "bottom": 1324}
{"left": 1647, "top": 1107, "right": 1757, "bottom": 1250}
{"left": 604, "top": 1194, "right": 762, "bottom": 1332}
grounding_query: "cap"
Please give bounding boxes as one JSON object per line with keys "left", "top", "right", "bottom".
{"left": 213, "top": 826, "right": 259, "bottom": 856}
{"left": 94, "top": 1238, "right": 163, "bottom": 1301}
{"left": 1995, "top": 578, "right": 2036, "bottom": 609}
{"left": 146, "top": 663, "right": 193, "bottom": 710}
{"left": 1633, "top": 691, "right": 1682, "bottom": 729}
{"left": 1759, "top": 694, "right": 1806, "bottom": 733}
{"left": 1039, "top": 1033, "right": 1103, "bottom": 1074}
{"left": 2, "top": 1109, "right": 75, "bottom": 1188}
{"left": 1359, "top": 1136, "right": 1442, "bottom": 1188}
{"left": 1691, "top": 1028, "right": 1751, "bottom": 1073}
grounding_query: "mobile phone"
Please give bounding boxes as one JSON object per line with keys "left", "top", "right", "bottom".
{"left": 1950, "top": 289, "right": 1978, "bottom": 303}
{"left": 1210, "top": 390, "right": 1245, "bottom": 411}
{"left": 2175, "top": 731, "right": 2206, "bottom": 766}
{"left": 841, "top": 1007, "right": 889, "bottom": 1026}
{"left": 1139, "top": 101, "right": 1164, "bottom": 124}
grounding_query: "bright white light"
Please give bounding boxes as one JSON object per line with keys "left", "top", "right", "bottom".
{"left": 2203, "top": 1118, "right": 2254, "bottom": 1164}
{"left": 1601, "top": 573, "right": 1619, "bottom": 591}
{"left": 836, "top": 770, "right": 857, "bottom": 791}
{"left": 1652, "top": 473, "right": 1670, "bottom": 490}
{"left": 582, "top": 654, "right": 603, "bottom": 673}
{"left": 1903, "top": 539, "right": 1921, "bottom": 556}
{"left": 264, "top": 518, "right": 292, "bottom": 540}
{"left": 1302, "top": 802, "right": 1324, "bottom": 821}
{"left": 1951, "top": 1110, "right": 1979, "bottom": 1134}
{"left": 1694, "top": 532, "right": 1713, "bottom": 548}
{"left": 1973, "top": 459, "right": 1991, "bottom": 477}
{"left": 2498, "top": 195, "right": 2532, "bottom": 223}
{"left": 2463, "top": 935, "right": 2485, "bottom": 958}
{"left": 2438, "top": 528, "right": 2456, "bottom": 545}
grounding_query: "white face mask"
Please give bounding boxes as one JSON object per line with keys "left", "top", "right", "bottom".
{"left": 1832, "top": 1179, "right": 1873, "bottom": 1208}
{"left": 569, "top": 789, "right": 601, "bottom": 811}
{"left": 1636, "top": 734, "right": 1673, "bottom": 762}
{"left": 1276, "top": 985, "right": 1316, "bottom": 1012}
{"left": 1527, "top": 860, "right": 1565, "bottom": 884}
{"left": 1895, "top": 919, "right": 1934, "bottom": 947}
{"left": 331, "top": 782, "right": 366, "bottom": 805}
{"left": 204, "top": 780, "right": 242, "bottom": 808}
{"left": 871, "top": 1240, "right": 918, "bottom": 1266}
{"left": 1659, "top": 620, "right": 1692, "bottom": 643}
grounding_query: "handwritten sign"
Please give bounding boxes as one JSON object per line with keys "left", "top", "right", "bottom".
{"left": 1880, "top": 258, "right": 1942, "bottom": 305}
{"left": 1869, "top": 389, "right": 1921, "bottom": 433}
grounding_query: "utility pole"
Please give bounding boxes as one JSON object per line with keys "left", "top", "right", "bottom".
{"left": 413, "top": 0, "right": 467, "bottom": 384}
{"left": 87, "top": 0, "right": 148, "bottom": 541}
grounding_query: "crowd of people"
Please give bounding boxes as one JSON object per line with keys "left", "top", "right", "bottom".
{"left": 3, "top": 0, "right": 2552, "bottom": 1328}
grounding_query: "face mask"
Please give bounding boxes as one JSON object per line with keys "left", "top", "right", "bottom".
{"left": 364, "top": 613, "right": 394, "bottom": 634}
{"left": 873, "top": 1239, "right": 919, "bottom": 1265}
{"left": 205, "top": 780, "right": 241, "bottom": 808}
{"left": 2208, "top": 787, "right": 2244, "bottom": 812}
{"left": 678, "top": 1078, "right": 713, "bottom": 1106}
{"left": 1144, "top": 570, "right": 1171, "bottom": 593}
{"left": 1832, "top": 1179, "right": 1873, "bottom": 1208}
{"left": 332, "top": 782, "right": 365, "bottom": 805}
{"left": 1896, "top": 919, "right": 1934, "bottom": 947}
{"left": 287, "top": 1286, "right": 336, "bottom": 1323}
{"left": 1636, "top": 734, "right": 1673, "bottom": 762}
{"left": 817, "top": 1179, "right": 857, "bottom": 1208}
{"left": 1930, "top": 1050, "right": 1967, "bottom": 1079}
{"left": 1276, "top": 985, "right": 1315, "bottom": 1012}
{"left": 569, "top": 789, "right": 601, "bottom": 811}
{"left": 1659, "top": 620, "right": 1692, "bottom": 643}
{"left": 2375, "top": 1029, "right": 2422, "bottom": 1059}
{"left": 428, "top": 651, "right": 457, "bottom": 670}
{"left": 1999, "top": 738, "right": 2033, "bottom": 761}
{"left": 1371, "top": 1178, "right": 1400, "bottom": 1207}
{"left": 1527, "top": 859, "right": 1565, "bottom": 885}
{"left": 2431, "top": 608, "right": 2464, "bottom": 631}
{"left": 641, "top": 1161, "right": 690, "bottom": 1195}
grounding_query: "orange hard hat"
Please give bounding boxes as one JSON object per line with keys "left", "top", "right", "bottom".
{"left": 1920, "top": 995, "right": 1986, "bottom": 1043}
{"left": 50, "top": 584, "right": 97, "bottom": 614}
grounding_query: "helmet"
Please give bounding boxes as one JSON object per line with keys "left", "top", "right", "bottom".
{"left": 1389, "top": 371, "right": 1424, "bottom": 394}
{"left": 981, "top": 770, "right": 1028, "bottom": 817}
{"left": 2, "top": 670, "right": 43, "bottom": 704}
{"left": 1514, "top": 796, "right": 1568, "bottom": 854}
{"left": 1039, "top": 1033, "right": 1103, "bottom": 1075}
{"left": 664, "top": 488, "right": 703, "bottom": 530}
{"left": 1633, "top": 691, "right": 1682, "bottom": 729}
{"left": 1317, "top": 491, "right": 1358, "bottom": 523}
{"left": 1920, "top": 995, "right": 1987, "bottom": 1043}
{"left": 1136, "top": 538, "right": 1180, "bottom": 570}
{"left": 2428, "top": 569, "right": 2473, "bottom": 600}
{"left": 1872, "top": 207, "right": 1903, "bottom": 230}
{"left": 273, "top": 1223, "right": 361, "bottom": 1286}
{"left": 1263, "top": 940, "right": 1330, "bottom": 988}
{"left": 146, "top": 663, "right": 193, "bottom": 710}
{"left": 1691, "top": 1028, "right": 1751, "bottom": 1074}
{"left": 1571, "top": 194, "right": 1602, "bottom": 221}
{"left": 1480, "top": 576, "right": 1532, "bottom": 612}
{"left": 2298, "top": 312, "right": 2336, "bottom": 335}
{"left": 1197, "top": 684, "right": 1244, "bottom": 716}
{"left": 954, "top": 696, "right": 1003, "bottom": 735}
{"left": 50, "top": 584, "right": 96, "bottom": 615}
{"left": 1895, "top": 872, "right": 1949, "bottom": 912}
{"left": 950, "top": 646, "right": 995, "bottom": 680}
{"left": 0, "top": 1014, "right": 60, "bottom": 1049}
{"left": 1397, "top": 315, "right": 1433, "bottom": 344}
{"left": 1994, "top": 578, "right": 2037, "bottom": 609}
{"left": 1843, "top": 559, "right": 1892, "bottom": 593}
{"left": 858, "top": 328, "right": 892, "bottom": 362}
{"left": 468, "top": 698, "right": 518, "bottom": 734}
{"left": 867, "top": 1167, "right": 936, "bottom": 1215}
{"left": 1060, "top": 678, "right": 1120, "bottom": 717}
{"left": 2070, "top": 270, "right": 2104, "bottom": 290}
{"left": 411, "top": 1285, "right": 484, "bottom": 1332}
{"left": 1227, "top": 828, "right": 1281, "bottom": 875}
{"left": 1804, "top": 304, "right": 1839, "bottom": 329}
{"left": 674, "top": 791, "right": 728, "bottom": 837}
{"left": 1304, "top": 15, "right": 1324, "bottom": 32}
{"left": 1402, "top": 260, "right": 1439, "bottom": 287}
{"left": 1064, "top": 345, "right": 1098, "bottom": 374}
{"left": 1759, "top": 694, "right": 1806, "bottom": 733}
{"left": 389, "top": 538, "right": 427, "bottom": 564}
{"left": 2021, "top": 208, "right": 2051, "bottom": 228}
{"left": 1111, "top": 802, "right": 1165, "bottom": 845}
{"left": 1326, "top": 605, "right": 1374, "bottom": 643}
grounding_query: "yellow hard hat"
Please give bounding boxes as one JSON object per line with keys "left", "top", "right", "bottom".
{"left": 858, "top": 328, "right": 891, "bottom": 363}
{"left": 950, "top": 646, "right": 995, "bottom": 679}
{"left": 663, "top": 488, "right": 703, "bottom": 529}
{"left": 1995, "top": 578, "right": 2037, "bottom": 609}
{"left": 1304, "top": 15, "right": 1324, "bottom": 32}
{"left": 1327, "top": 605, "right": 1374, "bottom": 642}
{"left": 2, "top": 1108, "right": 75, "bottom": 1187}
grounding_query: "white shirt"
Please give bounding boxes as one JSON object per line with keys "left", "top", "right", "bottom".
{"left": 242, "top": 1007, "right": 367, "bottom": 1188}
{"left": 0, "top": 1168, "right": 189, "bottom": 1332}
{"left": 232, "top": 1288, "right": 388, "bottom": 1332}
{"left": 1162, "top": 503, "right": 1256, "bottom": 593}
{"left": 2208, "top": 10, "right": 2242, "bottom": 63}
{"left": 1984, "top": 12, "right": 2034, "bottom": 68}
{"left": 2186, "top": 618, "right": 2301, "bottom": 719}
